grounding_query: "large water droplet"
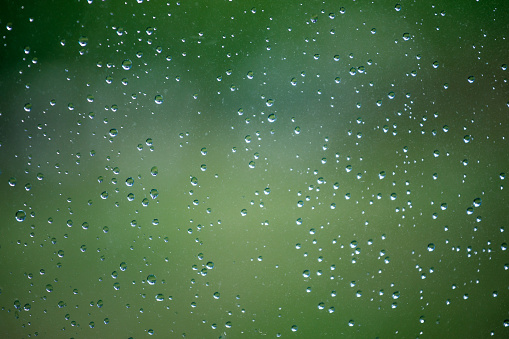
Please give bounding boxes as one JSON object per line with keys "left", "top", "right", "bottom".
{"left": 15, "top": 210, "right": 26, "bottom": 222}
{"left": 122, "top": 59, "right": 132, "bottom": 70}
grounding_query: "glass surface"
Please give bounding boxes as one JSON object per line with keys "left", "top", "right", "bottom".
{"left": 1, "top": 1, "right": 508, "bottom": 338}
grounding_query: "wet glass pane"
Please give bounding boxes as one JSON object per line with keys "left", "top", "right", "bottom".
{"left": 1, "top": 1, "right": 508, "bottom": 337}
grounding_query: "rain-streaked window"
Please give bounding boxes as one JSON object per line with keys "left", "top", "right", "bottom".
{"left": 1, "top": 1, "right": 508, "bottom": 337}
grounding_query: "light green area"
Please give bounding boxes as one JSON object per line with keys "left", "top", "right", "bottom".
{"left": 1, "top": 1, "right": 508, "bottom": 338}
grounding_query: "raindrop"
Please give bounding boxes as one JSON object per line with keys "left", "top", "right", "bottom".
{"left": 473, "top": 198, "right": 482, "bottom": 207}
{"left": 154, "top": 95, "right": 163, "bottom": 104}
{"left": 15, "top": 210, "right": 26, "bottom": 222}
{"left": 147, "top": 274, "right": 157, "bottom": 285}
{"left": 121, "top": 59, "right": 132, "bottom": 70}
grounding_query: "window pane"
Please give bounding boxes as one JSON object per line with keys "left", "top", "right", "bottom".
{"left": 1, "top": 1, "right": 508, "bottom": 337}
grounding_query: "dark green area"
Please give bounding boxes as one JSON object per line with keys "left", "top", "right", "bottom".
{"left": 1, "top": 0, "right": 508, "bottom": 338}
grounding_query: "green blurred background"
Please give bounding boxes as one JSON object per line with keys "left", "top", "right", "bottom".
{"left": 1, "top": 0, "right": 508, "bottom": 338}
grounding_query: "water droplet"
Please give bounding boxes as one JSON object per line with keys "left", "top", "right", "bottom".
{"left": 15, "top": 210, "right": 26, "bottom": 222}
{"left": 147, "top": 274, "right": 157, "bottom": 285}
{"left": 268, "top": 114, "right": 276, "bottom": 122}
{"left": 78, "top": 36, "right": 88, "bottom": 47}
{"left": 122, "top": 59, "right": 132, "bottom": 70}
{"left": 467, "top": 76, "right": 475, "bottom": 83}
{"left": 427, "top": 243, "right": 435, "bottom": 252}
{"left": 473, "top": 198, "right": 482, "bottom": 207}
{"left": 151, "top": 166, "right": 158, "bottom": 176}
{"left": 154, "top": 95, "right": 163, "bottom": 104}
{"left": 240, "top": 209, "right": 247, "bottom": 216}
